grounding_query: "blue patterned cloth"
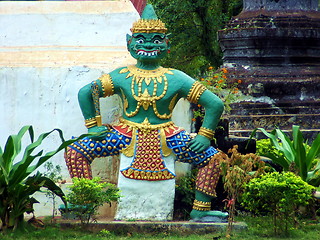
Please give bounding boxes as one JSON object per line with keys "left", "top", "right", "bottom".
{"left": 69, "top": 128, "right": 218, "bottom": 168}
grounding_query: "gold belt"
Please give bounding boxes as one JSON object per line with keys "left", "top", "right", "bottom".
{"left": 119, "top": 117, "right": 174, "bottom": 131}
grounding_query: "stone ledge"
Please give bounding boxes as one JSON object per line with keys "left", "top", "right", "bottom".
{"left": 59, "top": 220, "right": 247, "bottom": 234}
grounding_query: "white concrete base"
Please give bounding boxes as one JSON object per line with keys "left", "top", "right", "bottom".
{"left": 115, "top": 154, "right": 176, "bottom": 221}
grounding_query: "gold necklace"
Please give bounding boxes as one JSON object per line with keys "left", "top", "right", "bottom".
{"left": 119, "top": 65, "right": 176, "bottom": 119}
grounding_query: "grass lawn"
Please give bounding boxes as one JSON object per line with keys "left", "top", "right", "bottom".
{"left": 1, "top": 215, "right": 319, "bottom": 240}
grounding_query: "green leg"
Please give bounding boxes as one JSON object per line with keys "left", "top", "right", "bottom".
{"left": 190, "top": 190, "right": 228, "bottom": 220}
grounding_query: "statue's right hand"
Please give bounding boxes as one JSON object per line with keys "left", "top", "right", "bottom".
{"left": 88, "top": 126, "right": 109, "bottom": 141}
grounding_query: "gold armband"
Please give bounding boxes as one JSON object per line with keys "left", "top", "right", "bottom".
{"left": 198, "top": 127, "right": 214, "bottom": 139}
{"left": 99, "top": 74, "right": 114, "bottom": 97}
{"left": 192, "top": 200, "right": 211, "bottom": 211}
{"left": 84, "top": 116, "right": 102, "bottom": 128}
{"left": 187, "top": 81, "right": 207, "bottom": 104}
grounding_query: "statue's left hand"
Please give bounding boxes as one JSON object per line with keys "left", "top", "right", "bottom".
{"left": 188, "top": 135, "right": 211, "bottom": 153}
{"left": 88, "top": 126, "right": 109, "bottom": 141}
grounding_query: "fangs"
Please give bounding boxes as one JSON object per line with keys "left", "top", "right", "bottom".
{"left": 137, "top": 50, "right": 158, "bottom": 56}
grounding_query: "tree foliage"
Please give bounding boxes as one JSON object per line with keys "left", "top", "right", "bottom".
{"left": 150, "top": 0, "right": 242, "bottom": 76}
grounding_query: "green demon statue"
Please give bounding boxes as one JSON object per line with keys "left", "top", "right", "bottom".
{"left": 65, "top": 4, "right": 227, "bottom": 221}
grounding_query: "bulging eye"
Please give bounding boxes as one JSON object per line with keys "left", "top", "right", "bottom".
{"left": 136, "top": 39, "right": 144, "bottom": 44}
{"left": 153, "top": 39, "right": 163, "bottom": 44}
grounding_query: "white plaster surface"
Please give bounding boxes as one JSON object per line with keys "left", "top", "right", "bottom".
{"left": 115, "top": 154, "right": 176, "bottom": 221}
{"left": 172, "top": 99, "right": 193, "bottom": 177}
{"left": 0, "top": 66, "right": 121, "bottom": 179}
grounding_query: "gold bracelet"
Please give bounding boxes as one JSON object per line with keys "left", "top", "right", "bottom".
{"left": 193, "top": 199, "right": 211, "bottom": 211}
{"left": 187, "top": 81, "right": 206, "bottom": 104}
{"left": 85, "top": 115, "right": 103, "bottom": 128}
{"left": 198, "top": 127, "right": 214, "bottom": 139}
{"left": 95, "top": 115, "right": 102, "bottom": 126}
{"left": 85, "top": 117, "right": 97, "bottom": 129}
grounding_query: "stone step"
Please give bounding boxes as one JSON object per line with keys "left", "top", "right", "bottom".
{"left": 276, "top": 100, "right": 320, "bottom": 107}
{"left": 228, "top": 129, "right": 320, "bottom": 141}
{"left": 229, "top": 113, "right": 320, "bottom": 128}
{"left": 227, "top": 114, "right": 320, "bottom": 139}
{"left": 230, "top": 106, "right": 320, "bottom": 115}
{"left": 230, "top": 107, "right": 284, "bottom": 115}
{"left": 230, "top": 100, "right": 320, "bottom": 109}
{"left": 59, "top": 220, "right": 248, "bottom": 234}
{"left": 230, "top": 100, "right": 320, "bottom": 115}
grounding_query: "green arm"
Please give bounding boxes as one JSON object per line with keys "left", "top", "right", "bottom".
{"left": 177, "top": 70, "right": 224, "bottom": 152}
{"left": 199, "top": 89, "right": 224, "bottom": 131}
{"left": 78, "top": 80, "right": 108, "bottom": 135}
{"left": 189, "top": 90, "right": 224, "bottom": 152}
{"left": 78, "top": 83, "right": 97, "bottom": 120}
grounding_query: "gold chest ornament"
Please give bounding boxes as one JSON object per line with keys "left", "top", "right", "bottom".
{"left": 119, "top": 65, "right": 177, "bottom": 119}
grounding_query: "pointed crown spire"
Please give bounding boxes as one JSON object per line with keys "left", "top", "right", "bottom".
{"left": 130, "top": 4, "right": 167, "bottom": 34}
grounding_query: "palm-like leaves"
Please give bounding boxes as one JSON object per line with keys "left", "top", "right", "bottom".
{"left": 0, "top": 126, "right": 91, "bottom": 231}
{"left": 251, "top": 125, "right": 320, "bottom": 186}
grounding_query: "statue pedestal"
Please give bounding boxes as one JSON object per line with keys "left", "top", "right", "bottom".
{"left": 115, "top": 154, "right": 176, "bottom": 221}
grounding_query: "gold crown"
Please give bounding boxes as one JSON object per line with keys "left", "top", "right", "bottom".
{"left": 131, "top": 19, "right": 167, "bottom": 34}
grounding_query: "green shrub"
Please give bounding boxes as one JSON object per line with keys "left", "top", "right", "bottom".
{"left": 66, "top": 177, "right": 120, "bottom": 224}
{"left": 256, "top": 138, "right": 283, "bottom": 159}
{"left": 252, "top": 125, "right": 320, "bottom": 187}
{"left": 242, "top": 172, "right": 315, "bottom": 235}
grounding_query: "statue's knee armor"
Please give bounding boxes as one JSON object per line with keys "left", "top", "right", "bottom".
{"left": 65, "top": 128, "right": 131, "bottom": 179}
{"left": 195, "top": 152, "right": 224, "bottom": 197}
{"left": 166, "top": 130, "right": 222, "bottom": 197}
{"left": 166, "top": 130, "right": 218, "bottom": 167}
{"left": 65, "top": 147, "right": 93, "bottom": 179}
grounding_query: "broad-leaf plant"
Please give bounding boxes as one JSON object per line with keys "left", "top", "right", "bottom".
{"left": 0, "top": 126, "right": 90, "bottom": 231}
{"left": 251, "top": 125, "right": 320, "bottom": 186}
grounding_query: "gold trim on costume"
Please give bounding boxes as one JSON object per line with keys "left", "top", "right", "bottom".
{"left": 85, "top": 117, "right": 97, "bottom": 129}
{"left": 119, "top": 65, "right": 174, "bottom": 119}
{"left": 118, "top": 117, "right": 177, "bottom": 158}
{"left": 168, "top": 93, "right": 178, "bottom": 113}
{"left": 131, "top": 19, "right": 167, "bottom": 34}
{"left": 195, "top": 187, "right": 217, "bottom": 198}
{"left": 192, "top": 199, "right": 211, "bottom": 211}
{"left": 119, "top": 117, "right": 175, "bottom": 133}
{"left": 187, "top": 81, "right": 207, "bottom": 104}
{"left": 160, "top": 128, "right": 173, "bottom": 157}
{"left": 121, "top": 130, "right": 136, "bottom": 157}
{"left": 198, "top": 127, "right": 214, "bottom": 139}
{"left": 99, "top": 74, "right": 114, "bottom": 97}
